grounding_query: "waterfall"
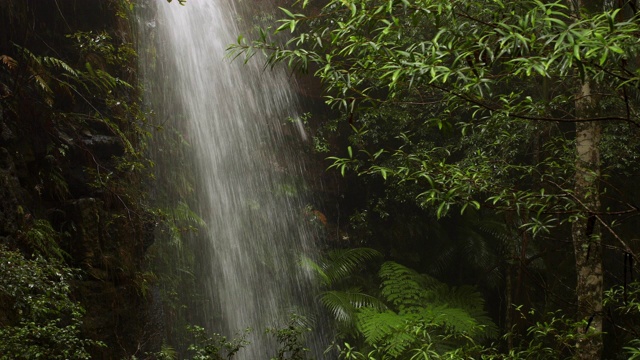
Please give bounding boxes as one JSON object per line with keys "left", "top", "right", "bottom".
{"left": 138, "top": 0, "right": 326, "bottom": 358}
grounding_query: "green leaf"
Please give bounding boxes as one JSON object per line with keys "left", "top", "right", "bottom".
{"left": 279, "top": 7, "right": 295, "bottom": 18}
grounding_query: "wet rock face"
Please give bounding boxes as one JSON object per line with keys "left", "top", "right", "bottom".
{"left": 0, "top": 1, "right": 157, "bottom": 358}
{"left": 0, "top": 148, "right": 21, "bottom": 238}
{"left": 81, "top": 134, "right": 125, "bottom": 158}
{"left": 1, "top": 121, "right": 14, "bottom": 142}
{"left": 64, "top": 198, "right": 103, "bottom": 269}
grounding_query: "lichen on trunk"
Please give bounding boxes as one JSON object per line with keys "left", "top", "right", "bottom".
{"left": 572, "top": 79, "right": 603, "bottom": 360}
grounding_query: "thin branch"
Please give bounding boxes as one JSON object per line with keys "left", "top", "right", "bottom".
{"left": 549, "top": 180, "right": 637, "bottom": 259}
{"left": 428, "top": 83, "right": 640, "bottom": 126}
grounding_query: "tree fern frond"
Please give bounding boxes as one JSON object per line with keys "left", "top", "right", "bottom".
{"left": 321, "top": 290, "right": 358, "bottom": 323}
{"left": 463, "top": 233, "right": 498, "bottom": 270}
{"left": 417, "top": 305, "right": 478, "bottom": 335}
{"left": 438, "top": 284, "right": 486, "bottom": 312}
{"left": 356, "top": 307, "right": 417, "bottom": 346}
{"left": 320, "top": 289, "right": 387, "bottom": 324}
{"left": 427, "top": 245, "right": 456, "bottom": 278}
{"left": 384, "top": 331, "right": 416, "bottom": 357}
{"left": 299, "top": 255, "right": 329, "bottom": 285}
{"left": 421, "top": 279, "right": 498, "bottom": 339}
{"left": 173, "top": 201, "right": 206, "bottom": 227}
{"left": 14, "top": 44, "right": 40, "bottom": 63}
{"left": 380, "top": 261, "right": 431, "bottom": 311}
{"left": 32, "top": 74, "right": 52, "bottom": 94}
{"left": 323, "top": 247, "right": 382, "bottom": 287}
{"left": 465, "top": 307, "right": 499, "bottom": 339}
{"left": 456, "top": 223, "right": 502, "bottom": 279}
{"left": 42, "top": 56, "right": 78, "bottom": 77}
{"left": 379, "top": 261, "right": 498, "bottom": 339}
{"left": 475, "top": 218, "right": 512, "bottom": 245}
{"left": 0, "top": 55, "right": 17, "bottom": 70}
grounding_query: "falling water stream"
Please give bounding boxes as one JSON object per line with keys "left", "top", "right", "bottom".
{"left": 139, "top": 0, "right": 325, "bottom": 358}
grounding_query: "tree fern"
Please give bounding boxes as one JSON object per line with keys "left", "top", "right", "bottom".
{"left": 0, "top": 54, "right": 18, "bottom": 70}
{"left": 384, "top": 262, "right": 497, "bottom": 338}
{"left": 321, "top": 288, "right": 387, "bottom": 325}
{"left": 355, "top": 304, "right": 479, "bottom": 358}
{"left": 379, "top": 261, "right": 432, "bottom": 312}
{"left": 13, "top": 45, "right": 69, "bottom": 104}
{"left": 349, "top": 261, "right": 498, "bottom": 358}
{"left": 324, "top": 248, "right": 382, "bottom": 287}
{"left": 356, "top": 307, "right": 418, "bottom": 356}
{"left": 24, "top": 219, "right": 68, "bottom": 261}
{"left": 301, "top": 248, "right": 385, "bottom": 335}
{"left": 438, "top": 284, "right": 498, "bottom": 339}
{"left": 160, "top": 201, "right": 206, "bottom": 250}
{"left": 42, "top": 56, "right": 78, "bottom": 77}
{"left": 309, "top": 253, "right": 497, "bottom": 356}
{"left": 418, "top": 305, "right": 478, "bottom": 335}
{"left": 301, "top": 247, "right": 382, "bottom": 287}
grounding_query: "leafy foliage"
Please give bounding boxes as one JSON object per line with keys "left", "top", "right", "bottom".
{"left": 349, "top": 261, "right": 496, "bottom": 358}
{"left": 302, "top": 247, "right": 382, "bottom": 287}
{"left": 21, "top": 219, "right": 68, "bottom": 261}
{"left": 266, "top": 314, "right": 314, "bottom": 360}
{"left": 1, "top": 2, "right": 158, "bottom": 358}
{"left": 302, "top": 248, "right": 386, "bottom": 332}
{"left": 186, "top": 325, "right": 250, "bottom": 360}
{"left": 0, "top": 246, "right": 104, "bottom": 359}
{"left": 230, "top": 0, "right": 640, "bottom": 237}
{"left": 231, "top": 1, "right": 640, "bottom": 356}
{"left": 310, "top": 249, "right": 496, "bottom": 358}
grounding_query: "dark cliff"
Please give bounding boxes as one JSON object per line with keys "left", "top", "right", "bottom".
{"left": 0, "top": 1, "right": 158, "bottom": 358}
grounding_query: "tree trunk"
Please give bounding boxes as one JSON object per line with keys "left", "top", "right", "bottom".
{"left": 572, "top": 79, "right": 603, "bottom": 360}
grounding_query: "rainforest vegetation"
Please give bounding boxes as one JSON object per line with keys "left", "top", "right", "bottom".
{"left": 0, "top": 0, "right": 158, "bottom": 358}
{"left": 1, "top": 0, "right": 640, "bottom": 359}
{"left": 231, "top": 0, "right": 640, "bottom": 358}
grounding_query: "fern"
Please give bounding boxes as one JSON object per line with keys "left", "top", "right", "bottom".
{"left": 417, "top": 305, "right": 477, "bottom": 334}
{"left": 379, "top": 261, "right": 433, "bottom": 312}
{"left": 42, "top": 56, "right": 78, "bottom": 77}
{"left": 23, "top": 219, "right": 68, "bottom": 261}
{"left": 14, "top": 45, "right": 55, "bottom": 100}
{"left": 173, "top": 201, "right": 206, "bottom": 228}
{"left": 0, "top": 54, "right": 18, "bottom": 70}
{"left": 301, "top": 247, "right": 381, "bottom": 287}
{"left": 356, "top": 308, "right": 417, "bottom": 348}
{"left": 349, "top": 261, "right": 498, "bottom": 357}
{"left": 320, "top": 288, "right": 387, "bottom": 324}
{"left": 355, "top": 304, "right": 479, "bottom": 358}
{"left": 325, "top": 248, "right": 382, "bottom": 286}
{"left": 12, "top": 45, "right": 88, "bottom": 108}
{"left": 102, "top": 117, "right": 135, "bottom": 154}
{"left": 311, "top": 253, "right": 498, "bottom": 356}
{"left": 301, "top": 248, "right": 385, "bottom": 334}
{"left": 441, "top": 285, "right": 498, "bottom": 339}
{"left": 161, "top": 201, "right": 205, "bottom": 250}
